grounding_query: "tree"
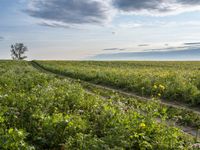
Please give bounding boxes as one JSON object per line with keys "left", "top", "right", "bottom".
{"left": 11, "top": 43, "right": 28, "bottom": 60}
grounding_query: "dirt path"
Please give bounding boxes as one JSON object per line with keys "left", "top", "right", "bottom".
{"left": 30, "top": 61, "right": 200, "bottom": 138}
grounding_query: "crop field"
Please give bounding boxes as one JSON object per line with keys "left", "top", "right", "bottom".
{"left": 0, "top": 60, "right": 200, "bottom": 149}
{"left": 36, "top": 61, "right": 200, "bottom": 106}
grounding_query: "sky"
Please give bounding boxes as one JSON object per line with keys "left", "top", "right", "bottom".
{"left": 1, "top": 0, "right": 200, "bottom": 60}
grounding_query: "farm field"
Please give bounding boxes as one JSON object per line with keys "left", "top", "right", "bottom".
{"left": 2, "top": 0, "right": 200, "bottom": 149}
{"left": 35, "top": 61, "right": 200, "bottom": 106}
{"left": 0, "top": 60, "right": 199, "bottom": 149}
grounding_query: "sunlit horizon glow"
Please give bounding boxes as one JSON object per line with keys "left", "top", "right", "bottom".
{"left": 1, "top": 0, "right": 200, "bottom": 60}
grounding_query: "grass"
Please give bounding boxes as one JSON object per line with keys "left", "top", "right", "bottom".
{"left": 0, "top": 60, "right": 199, "bottom": 149}
{"left": 35, "top": 61, "right": 200, "bottom": 105}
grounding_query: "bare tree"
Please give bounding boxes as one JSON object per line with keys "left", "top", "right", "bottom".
{"left": 11, "top": 43, "right": 28, "bottom": 60}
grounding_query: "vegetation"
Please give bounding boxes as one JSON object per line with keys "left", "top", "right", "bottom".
{"left": 82, "top": 82, "right": 200, "bottom": 129}
{"left": 11, "top": 43, "right": 28, "bottom": 60}
{"left": 35, "top": 61, "right": 200, "bottom": 105}
{"left": 0, "top": 60, "right": 198, "bottom": 149}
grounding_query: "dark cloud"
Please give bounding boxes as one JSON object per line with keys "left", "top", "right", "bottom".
{"left": 103, "top": 48, "right": 126, "bottom": 51}
{"left": 26, "top": 0, "right": 113, "bottom": 26}
{"left": 38, "top": 22, "right": 71, "bottom": 28}
{"left": 112, "top": 31, "right": 116, "bottom": 35}
{"left": 113, "top": 0, "right": 200, "bottom": 15}
{"left": 178, "top": 0, "right": 200, "bottom": 5}
{"left": 138, "top": 44, "right": 149, "bottom": 47}
{"left": 165, "top": 44, "right": 169, "bottom": 46}
{"left": 25, "top": 0, "right": 200, "bottom": 28}
{"left": 184, "top": 42, "right": 200, "bottom": 45}
{"left": 0, "top": 36, "right": 4, "bottom": 41}
{"left": 113, "top": 0, "right": 165, "bottom": 12}
{"left": 92, "top": 48, "right": 200, "bottom": 60}
{"left": 140, "top": 43, "right": 200, "bottom": 53}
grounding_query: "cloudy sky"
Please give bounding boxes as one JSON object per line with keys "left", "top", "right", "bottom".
{"left": 1, "top": 0, "right": 200, "bottom": 60}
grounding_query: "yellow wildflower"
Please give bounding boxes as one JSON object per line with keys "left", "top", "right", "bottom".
{"left": 159, "top": 84, "right": 165, "bottom": 90}
{"left": 139, "top": 123, "right": 146, "bottom": 128}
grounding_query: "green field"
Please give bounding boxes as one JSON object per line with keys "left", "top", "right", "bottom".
{"left": 36, "top": 61, "right": 200, "bottom": 105}
{"left": 0, "top": 60, "right": 199, "bottom": 149}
